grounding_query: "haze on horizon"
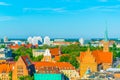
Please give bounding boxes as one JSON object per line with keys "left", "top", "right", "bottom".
{"left": 0, "top": 0, "right": 120, "bottom": 39}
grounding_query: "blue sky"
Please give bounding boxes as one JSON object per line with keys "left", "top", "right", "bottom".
{"left": 0, "top": 0, "right": 120, "bottom": 39}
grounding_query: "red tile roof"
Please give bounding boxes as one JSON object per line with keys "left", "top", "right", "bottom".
{"left": 56, "top": 62, "right": 75, "bottom": 70}
{"left": 80, "top": 50, "right": 113, "bottom": 64}
{"left": 54, "top": 56, "right": 60, "bottom": 61}
{"left": 9, "top": 44, "right": 33, "bottom": 49}
{"left": 33, "top": 62, "right": 75, "bottom": 70}
{"left": 25, "top": 44, "right": 32, "bottom": 48}
{"left": 92, "top": 50, "right": 112, "bottom": 64}
{"left": 114, "top": 73, "right": 120, "bottom": 78}
{"left": 9, "top": 44, "right": 20, "bottom": 50}
{"left": 0, "top": 63, "right": 14, "bottom": 73}
{"left": 50, "top": 48, "right": 60, "bottom": 56}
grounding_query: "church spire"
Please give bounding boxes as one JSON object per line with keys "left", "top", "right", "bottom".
{"left": 103, "top": 21, "right": 109, "bottom": 52}
{"left": 104, "top": 21, "right": 108, "bottom": 42}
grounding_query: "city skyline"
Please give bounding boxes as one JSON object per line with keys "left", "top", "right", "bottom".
{"left": 0, "top": 0, "right": 120, "bottom": 38}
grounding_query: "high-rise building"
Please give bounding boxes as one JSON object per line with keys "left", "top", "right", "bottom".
{"left": 27, "top": 36, "right": 42, "bottom": 45}
{"left": 79, "top": 38, "right": 84, "bottom": 46}
{"left": 4, "top": 36, "right": 8, "bottom": 42}
{"left": 44, "top": 36, "right": 50, "bottom": 45}
{"left": 27, "top": 36, "right": 33, "bottom": 44}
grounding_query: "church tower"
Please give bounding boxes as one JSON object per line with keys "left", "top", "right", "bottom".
{"left": 103, "top": 23, "right": 109, "bottom": 52}
{"left": 42, "top": 49, "right": 52, "bottom": 62}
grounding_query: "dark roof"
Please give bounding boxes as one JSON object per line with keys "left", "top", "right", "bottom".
{"left": 21, "top": 55, "right": 32, "bottom": 67}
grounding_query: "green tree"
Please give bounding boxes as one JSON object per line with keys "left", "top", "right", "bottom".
{"left": 32, "top": 55, "right": 43, "bottom": 61}
{"left": 19, "top": 75, "right": 33, "bottom": 80}
{"left": 60, "top": 55, "right": 79, "bottom": 69}
{"left": 69, "top": 56, "right": 79, "bottom": 69}
{"left": 12, "top": 46, "right": 32, "bottom": 61}
{"left": 38, "top": 44, "right": 50, "bottom": 49}
{"left": 0, "top": 44, "right": 5, "bottom": 48}
{"left": 9, "top": 72, "right": 12, "bottom": 80}
{"left": 60, "top": 55, "right": 70, "bottom": 62}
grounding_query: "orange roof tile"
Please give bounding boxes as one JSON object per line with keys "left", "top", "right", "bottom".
{"left": 33, "top": 62, "right": 75, "bottom": 70}
{"left": 50, "top": 48, "right": 60, "bottom": 56}
{"left": 0, "top": 63, "right": 14, "bottom": 73}
{"left": 25, "top": 44, "right": 32, "bottom": 48}
{"left": 114, "top": 73, "right": 120, "bottom": 78}
{"left": 9, "top": 44, "right": 20, "bottom": 50}
{"left": 54, "top": 56, "right": 60, "bottom": 61}
{"left": 80, "top": 50, "right": 112, "bottom": 64}
{"left": 56, "top": 62, "right": 75, "bottom": 70}
{"left": 92, "top": 50, "right": 112, "bottom": 64}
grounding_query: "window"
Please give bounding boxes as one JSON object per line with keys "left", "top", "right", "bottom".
{"left": 26, "top": 58, "right": 31, "bottom": 65}
{"left": 17, "top": 66, "right": 23, "bottom": 77}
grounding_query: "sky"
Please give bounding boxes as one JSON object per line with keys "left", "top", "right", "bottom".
{"left": 0, "top": 0, "right": 120, "bottom": 39}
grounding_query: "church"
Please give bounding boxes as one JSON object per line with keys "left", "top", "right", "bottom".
{"left": 79, "top": 28, "right": 113, "bottom": 78}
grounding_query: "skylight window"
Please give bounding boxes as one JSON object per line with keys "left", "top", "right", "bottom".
{"left": 26, "top": 58, "right": 31, "bottom": 65}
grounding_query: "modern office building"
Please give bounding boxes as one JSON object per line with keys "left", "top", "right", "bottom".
{"left": 4, "top": 36, "right": 8, "bottom": 42}
{"left": 44, "top": 36, "right": 51, "bottom": 45}
{"left": 27, "top": 36, "right": 42, "bottom": 45}
{"left": 79, "top": 38, "right": 84, "bottom": 46}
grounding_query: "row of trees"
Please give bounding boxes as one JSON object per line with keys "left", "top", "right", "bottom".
{"left": 60, "top": 55, "right": 79, "bottom": 69}
{"left": 60, "top": 44, "right": 103, "bottom": 69}
{"left": 110, "top": 43, "right": 120, "bottom": 60}
{"left": 12, "top": 46, "right": 43, "bottom": 61}
{"left": 11, "top": 43, "right": 120, "bottom": 69}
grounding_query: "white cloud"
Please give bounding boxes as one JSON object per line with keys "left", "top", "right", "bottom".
{"left": 23, "top": 5, "right": 120, "bottom": 14}
{"left": 0, "top": 16, "right": 13, "bottom": 21}
{"left": 79, "top": 5, "right": 120, "bottom": 12}
{"left": 0, "top": 2, "right": 10, "bottom": 6}
{"left": 23, "top": 8, "right": 65, "bottom": 13}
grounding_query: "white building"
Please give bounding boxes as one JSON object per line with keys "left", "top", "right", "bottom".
{"left": 44, "top": 36, "right": 51, "bottom": 45}
{"left": 32, "top": 49, "right": 45, "bottom": 57}
{"left": 4, "top": 36, "right": 8, "bottom": 42}
{"left": 0, "top": 48, "right": 12, "bottom": 59}
{"left": 27, "top": 36, "right": 33, "bottom": 44}
{"left": 79, "top": 38, "right": 84, "bottom": 46}
{"left": 42, "top": 49, "right": 52, "bottom": 62}
{"left": 27, "top": 36, "right": 42, "bottom": 45}
{"left": 44, "top": 49, "right": 51, "bottom": 57}
{"left": 10, "top": 40, "right": 22, "bottom": 45}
